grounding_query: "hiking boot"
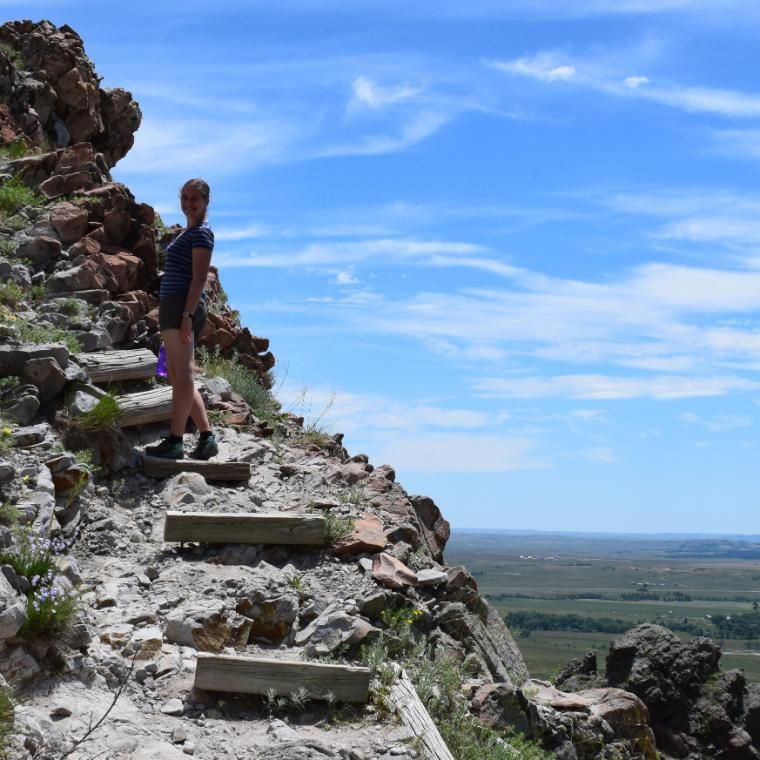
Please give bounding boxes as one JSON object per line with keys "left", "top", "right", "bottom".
{"left": 145, "top": 436, "right": 184, "bottom": 459}
{"left": 189, "top": 433, "right": 218, "bottom": 460}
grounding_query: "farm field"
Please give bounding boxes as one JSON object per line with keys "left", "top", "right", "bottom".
{"left": 446, "top": 530, "right": 760, "bottom": 682}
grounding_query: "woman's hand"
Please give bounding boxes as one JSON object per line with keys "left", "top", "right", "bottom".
{"left": 180, "top": 314, "right": 193, "bottom": 344}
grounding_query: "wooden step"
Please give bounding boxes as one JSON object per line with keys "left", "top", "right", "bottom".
{"left": 194, "top": 653, "right": 371, "bottom": 703}
{"left": 115, "top": 384, "right": 203, "bottom": 427}
{"left": 163, "top": 511, "right": 324, "bottom": 544}
{"left": 144, "top": 458, "right": 251, "bottom": 482}
{"left": 75, "top": 348, "right": 157, "bottom": 383}
{"left": 390, "top": 668, "right": 454, "bottom": 760}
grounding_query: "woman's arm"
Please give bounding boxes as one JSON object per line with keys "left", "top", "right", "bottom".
{"left": 180, "top": 246, "right": 213, "bottom": 344}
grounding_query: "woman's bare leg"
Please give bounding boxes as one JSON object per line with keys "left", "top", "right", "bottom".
{"left": 162, "top": 329, "right": 211, "bottom": 437}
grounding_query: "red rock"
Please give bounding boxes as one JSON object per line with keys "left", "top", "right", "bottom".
{"left": 90, "top": 251, "right": 142, "bottom": 293}
{"left": 371, "top": 552, "right": 418, "bottom": 589}
{"left": 103, "top": 207, "right": 131, "bottom": 245}
{"left": 0, "top": 104, "right": 18, "bottom": 143}
{"left": 334, "top": 514, "right": 388, "bottom": 557}
{"left": 69, "top": 236, "right": 100, "bottom": 258}
{"left": 50, "top": 201, "right": 89, "bottom": 244}
{"left": 225, "top": 411, "right": 250, "bottom": 426}
{"left": 57, "top": 66, "right": 89, "bottom": 109}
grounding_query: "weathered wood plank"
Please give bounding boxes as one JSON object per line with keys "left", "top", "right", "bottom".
{"left": 389, "top": 668, "right": 454, "bottom": 760}
{"left": 194, "top": 654, "right": 371, "bottom": 703}
{"left": 75, "top": 348, "right": 157, "bottom": 383}
{"left": 115, "top": 385, "right": 173, "bottom": 426}
{"left": 163, "top": 511, "right": 324, "bottom": 544}
{"left": 144, "top": 459, "right": 251, "bottom": 482}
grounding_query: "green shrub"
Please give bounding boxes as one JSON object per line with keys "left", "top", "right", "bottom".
{"left": 0, "top": 532, "right": 66, "bottom": 580}
{"left": 15, "top": 320, "right": 81, "bottom": 353}
{"left": 0, "top": 41, "right": 23, "bottom": 68}
{"left": 0, "top": 176, "right": 43, "bottom": 216}
{"left": 0, "top": 139, "right": 29, "bottom": 159}
{"left": 0, "top": 502, "right": 17, "bottom": 528}
{"left": 58, "top": 298, "right": 83, "bottom": 316}
{"left": 20, "top": 572, "right": 77, "bottom": 640}
{"left": 323, "top": 510, "right": 353, "bottom": 545}
{"left": 80, "top": 394, "right": 121, "bottom": 431}
{"left": 0, "top": 683, "right": 14, "bottom": 760}
{"left": 198, "top": 347, "right": 280, "bottom": 422}
{"left": 0, "top": 282, "right": 24, "bottom": 308}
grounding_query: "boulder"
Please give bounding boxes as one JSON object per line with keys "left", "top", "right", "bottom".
{"left": 333, "top": 513, "right": 388, "bottom": 557}
{"left": 22, "top": 356, "right": 67, "bottom": 402}
{"left": 372, "top": 552, "right": 418, "bottom": 589}
{"left": 164, "top": 601, "right": 251, "bottom": 653}
{"left": 15, "top": 235, "right": 62, "bottom": 266}
{"left": 409, "top": 494, "right": 450, "bottom": 562}
{"left": 50, "top": 201, "right": 89, "bottom": 243}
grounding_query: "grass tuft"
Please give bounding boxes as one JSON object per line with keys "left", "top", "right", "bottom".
{"left": 0, "top": 683, "right": 14, "bottom": 760}
{"left": 324, "top": 510, "right": 354, "bottom": 545}
{"left": 79, "top": 394, "right": 121, "bottom": 431}
{"left": 198, "top": 347, "right": 280, "bottom": 422}
{"left": 0, "top": 176, "right": 44, "bottom": 217}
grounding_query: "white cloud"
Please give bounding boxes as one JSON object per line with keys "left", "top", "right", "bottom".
{"left": 624, "top": 76, "right": 650, "bottom": 88}
{"left": 473, "top": 374, "right": 760, "bottom": 400}
{"left": 318, "top": 110, "right": 452, "bottom": 156}
{"left": 334, "top": 271, "right": 360, "bottom": 285}
{"left": 215, "top": 224, "right": 270, "bottom": 242}
{"left": 216, "top": 237, "right": 487, "bottom": 268}
{"left": 486, "top": 54, "right": 576, "bottom": 82}
{"left": 349, "top": 76, "right": 422, "bottom": 111}
{"left": 489, "top": 49, "right": 760, "bottom": 118}
{"left": 679, "top": 412, "right": 752, "bottom": 432}
{"left": 371, "top": 432, "right": 547, "bottom": 472}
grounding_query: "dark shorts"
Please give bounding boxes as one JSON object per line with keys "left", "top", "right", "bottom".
{"left": 159, "top": 293, "right": 207, "bottom": 341}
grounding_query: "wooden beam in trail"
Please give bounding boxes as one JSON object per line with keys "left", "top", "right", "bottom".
{"left": 115, "top": 385, "right": 173, "bottom": 427}
{"left": 163, "top": 511, "right": 325, "bottom": 544}
{"left": 389, "top": 668, "right": 454, "bottom": 760}
{"left": 194, "top": 654, "right": 371, "bottom": 703}
{"left": 75, "top": 348, "right": 157, "bottom": 383}
{"left": 144, "top": 458, "right": 251, "bottom": 482}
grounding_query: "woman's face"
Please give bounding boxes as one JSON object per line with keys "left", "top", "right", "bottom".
{"left": 180, "top": 186, "right": 208, "bottom": 226}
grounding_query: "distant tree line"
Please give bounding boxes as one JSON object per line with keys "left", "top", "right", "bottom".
{"left": 712, "top": 612, "right": 760, "bottom": 639}
{"left": 489, "top": 590, "right": 694, "bottom": 603}
{"left": 504, "top": 610, "right": 713, "bottom": 637}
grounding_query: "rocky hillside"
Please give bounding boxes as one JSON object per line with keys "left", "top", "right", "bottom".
{"left": 0, "top": 19, "right": 759, "bottom": 760}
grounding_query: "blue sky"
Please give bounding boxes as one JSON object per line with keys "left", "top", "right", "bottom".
{"left": 9, "top": 1, "right": 760, "bottom": 533}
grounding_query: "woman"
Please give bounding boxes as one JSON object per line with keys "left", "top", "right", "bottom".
{"left": 146, "top": 178, "right": 218, "bottom": 460}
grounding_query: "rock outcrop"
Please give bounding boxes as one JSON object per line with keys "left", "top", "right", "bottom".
{"left": 1, "top": 17, "right": 758, "bottom": 760}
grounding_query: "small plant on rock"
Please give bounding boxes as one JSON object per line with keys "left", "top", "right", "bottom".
{"left": 0, "top": 176, "right": 44, "bottom": 217}
{"left": 79, "top": 394, "right": 121, "bottom": 431}
{"left": 0, "top": 424, "right": 12, "bottom": 456}
{"left": 288, "top": 686, "right": 311, "bottom": 712}
{"left": 197, "top": 346, "right": 280, "bottom": 423}
{"left": 15, "top": 319, "right": 81, "bottom": 354}
{"left": 0, "top": 502, "right": 17, "bottom": 528}
{"left": 323, "top": 509, "right": 354, "bottom": 545}
{"left": 0, "top": 138, "right": 29, "bottom": 160}
{"left": 21, "top": 570, "right": 77, "bottom": 640}
{"left": 0, "top": 282, "right": 24, "bottom": 308}
{"left": 0, "top": 531, "right": 67, "bottom": 580}
{"left": 0, "top": 682, "right": 14, "bottom": 760}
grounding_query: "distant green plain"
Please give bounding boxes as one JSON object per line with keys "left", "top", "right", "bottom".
{"left": 446, "top": 531, "right": 760, "bottom": 683}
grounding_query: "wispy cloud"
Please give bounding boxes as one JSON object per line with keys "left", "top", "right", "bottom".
{"left": 473, "top": 374, "right": 760, "bottom": 400}
{"left": 216, "top": 237, "right": 489, "bottom": 268}
{"left": 349, "top": 76, "right": 422, "bottom": 111}
{"left": 680, "top": 412, "right": 752, "bottom": 432}
{"left": 488, "top": 49, "right": 760, "bottom": 118}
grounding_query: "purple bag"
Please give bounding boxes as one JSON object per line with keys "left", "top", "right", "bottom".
{"left": 156, "top": 345, "right": 168, "bottom": 378}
